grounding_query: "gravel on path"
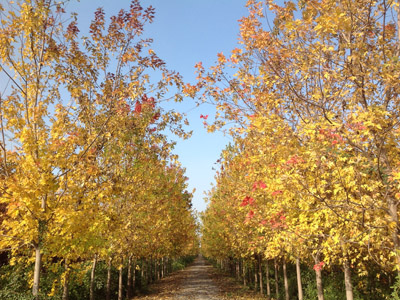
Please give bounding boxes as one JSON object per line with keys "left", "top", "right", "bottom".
{"left": 131, "top": 255, "right": 264, "bottom": 300}
{"left": 173, "top": 255, "right": 219, "bottom": 300}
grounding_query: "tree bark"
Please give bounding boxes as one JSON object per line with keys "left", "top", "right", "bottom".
{"left": 388, "top": 199, "right": 400, "bottom": 273}
{"left": 118, "top": 264, "right": 123, "bottom": 300}
{"left": 296, "top": 258, "right": 303, "bottom": 300}
{"left": 127, "top": 255, "right": 132, "bottom": 299}
{"left": 62, "top": 260, "right": 69, "bottom": 300}
{"left": 274, "top": 258, "right": 279, "bottom": 300}
{"left": 254, "top": 259, "right": 258, "bottom": 292}
{"left": 132, "top": 259, "right": 136, "bottom": 293}
{"left": 156, "top": 258, "right": 160, "bottom": 281}
{"left": 314, "top": 255, "right": 324, "bottom": 300}
{"left": 90, "top": 254, "right": 97, "bottom": 300}
{"left": 243, "top": 261, "right": 247, "bottom": 286}
{"left": 32, "top": 213, "right": 46, "bottom": 298}
{"left": 32, "top": 245, "right": 42, "bottom": 298}
{"left": 283, "top": 258, "right": 289, "bottom": 300}
{"left": 141, "top": 260, "right": 146, "bottom": 286}
{"left": 106, "top": 258, "right": 112, "bottom": 300}
{"left": 236, "top": 259, "right": 240, "bottom": 280}
{"left": 161, "top": 257, "right": 165, "bottom": 278}
{"left": 258, "top": 255, "right": 264, "bottom": 295}
{"left": 343, "top": 259, "right": 354, "bottom": 300}
{"left": 266, "top": 260, "right": 271, "bottom": 299}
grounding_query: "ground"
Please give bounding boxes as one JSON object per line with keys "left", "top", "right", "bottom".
{"left": 131, "top": 256, "right": 265, "bottom": 300}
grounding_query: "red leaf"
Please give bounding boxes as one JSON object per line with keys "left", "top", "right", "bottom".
{"left": 313, "top": 262, "right": 325, "bottom": 271}
{"left": 240, "top": 196, "right": 255, "bottom": 207}
{"left": 252, "top": 181, "right": 266, "bottom": 191}
{"left": 152, "top": 112, "right": 160, "bottom": 121}
{"left": 247, "top": 210, "right": 255, "bottom": 219}
{"left": 135, "top": 101, "right": 142, "bottom": 113}
{"left": 271, "top": 190, "right": 283, "bottom": 196}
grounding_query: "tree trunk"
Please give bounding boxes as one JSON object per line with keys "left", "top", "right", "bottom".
{"left": 149, "top": 258, "right": 153, "bottom": 283}
{"left": 161, "top": 257, "right": 164, "bottom": 278}
{"left": 154, "top": 258, "right": 157, "bottom": 281}
{"left": 254, "top": 259, "right": 258, "bottom": 292}
{"left": 266, "top": 260, "right": 271, "bottom": 299}
{"left": 243, "top": 261, "right": 247, "bottom": 286}
{"left": 296, "top": 258, "right": 303, "bottom": 300}
{"left": 274, "top": 258, "right": 279, "bottom": 300}
{"left": 343, "top": 259, "right": 354, "bottom": 300}
{"left": 141, "top": 260, "right": 146, "bottom": 286}
{"left": 62, "top": 260, "right": 69, "bottom": 300}
{"left": 90, "top": 254, "right": 98, "bottom": 300}
{"left": 388, "top": 199, "right": 400, "bottom": 273}
{"left": 32, "top": 245, "right": 42, "bottom": 298}
{"left": 127, "top": 255, "right": 132, "bottom": 299}
{"left": 132, "top": 259, "right": 136, "bottom": 293}
{"left": 314, "top": 255, "right": 324, "bottom": 300}
{"left": 283, "top": 258, "right": 289, "bottom": 300}
{"left": 118, "top": 264, "right": 123, "bottom": 300}
{"left": 258, "top": 255, "right": 264, "bottom": 295}
{"left": 106, "top": 258, "right": 112, "bottom": 300}
{"left": 156, "top": 258, "right": 160, "bottom": 281}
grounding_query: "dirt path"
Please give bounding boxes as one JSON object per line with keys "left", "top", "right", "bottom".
{"left": 132, "top": 255, "right": 263, "bottom": 300}
{"left": 173, "top": 255, "right": 219, "bottom": 299}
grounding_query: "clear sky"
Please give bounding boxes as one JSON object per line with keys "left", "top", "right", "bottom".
{"left": 66, "top": 0, "right": 250, "bottom": 212}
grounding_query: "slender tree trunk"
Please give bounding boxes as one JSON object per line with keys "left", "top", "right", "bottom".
{"left": 236, "top": 260, "right": 240, "bottom": 280}
{"left": 149, "top": 258, "right": 153, "bottom": 283}
{"left": 32, "top": 210, "right": 46, "bottom": 298}
{"left": 254, "top": 259, "right": 258, "bottom": 292}
{"left": 141, "top": 260, "right": 146, "bottom": 286}
{"left": 314, "top": 255, "right": 324, "bottom": 300}
{"left": 32, "top": 245, "right": 42, "bottom": 298}
{"left": 62, "top": 260, "right": 69, "bottom": 300}
{"left": 266, "top": 260, "right": 271, "bottom": 299}
{"left": 343, "top": 259, "right": 354, "bottom": 300}
{"left": 154, "top": 258, "right": 157, "bottom": 281}
{"left": 283, "top": 258, "right": 289, "bottom": 300}
{"left": 161, "top": 257, "right": 164, "bottom": 278}
{"left": 132, "top": 259, "right": 136, "bottom": 293}
{"left": 388, "top": 199, "right": 400, "bottom": 273}
{"left": 156, "top": 258, "right": 160, "bottom": 281}
{"left": 90, "top": 254, "right": 98, "bottom": 300}
{"left": 274, "top": 258, "right": 279, "bottom": 300}
{"left": 258, "top": 255, "right": 264, "bottom": 295}
{"left": 118, "top": 264, "right": 123, "bottom": 300}
{"left": 243, "top": 261, "right": 247, "bottom": 286}
{"left": 106, "top": 258, "right": 112, "bottom": 300}
{"left": 127, "top": 255, "right": 132, "bottom": 299}
{"left": 296, "top": 258, "right": 303, "bottom": 300}
{"left": 146, "top": 259, "right": 150, "bottom": 284}
{"left": 147, "top": 258, "right": 154, "bottom": 283}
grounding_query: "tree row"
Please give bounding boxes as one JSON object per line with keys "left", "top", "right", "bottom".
{"left": 0, "top": 1, "right": 198, "bottom": 299}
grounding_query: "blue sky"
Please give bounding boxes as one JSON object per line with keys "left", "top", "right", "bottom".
{"left": 67, "top": 0, "right": 250, "bottom": 212}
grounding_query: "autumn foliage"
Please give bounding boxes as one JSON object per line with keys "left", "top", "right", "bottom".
{"left": 196, "top": 0, "right": 400, "bottom": 299}
{"left": 0, "top": 0, "right": 197, "bottom": 298}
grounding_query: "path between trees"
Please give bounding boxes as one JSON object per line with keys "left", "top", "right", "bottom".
{"left": 174, "top": 255, "right": 219, "bottom": 299}
{"left": 132, "top": 255, "right": 263, "bottom": 300}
